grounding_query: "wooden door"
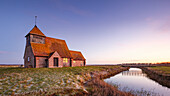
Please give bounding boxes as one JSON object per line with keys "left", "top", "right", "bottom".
{"left": 54, "top": 58, "right": 58, "bottom": 67}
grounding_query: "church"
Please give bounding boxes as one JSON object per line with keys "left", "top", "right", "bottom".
{"left": 24, "top": 25, "right": 86, "bottom": 68}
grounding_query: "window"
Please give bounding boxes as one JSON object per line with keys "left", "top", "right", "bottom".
{"left": 28, "top": 57, "right": 30, "bottom": 62}
{"left": 31, "top": 35, "right": 45, "bottom": 44}
{"left": 33, "top": 35, "right": 43, "bottom": 40}
{"left": 63, "top": 58, "right": 68, "bottom": 63}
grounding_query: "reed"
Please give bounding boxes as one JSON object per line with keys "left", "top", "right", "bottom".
{"left": 0, "top": 66, "right": 133, "bottom": 95}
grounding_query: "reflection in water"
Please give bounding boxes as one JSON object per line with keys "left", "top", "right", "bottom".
{"left": 122, "top": 70, "right": 147, "bottom": 76}
{"left": 104, "top": 68, "right": 170, "bottom": 96}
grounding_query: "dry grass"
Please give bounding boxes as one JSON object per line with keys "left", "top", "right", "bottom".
{"left": 81, "top": 78, "right": 133, "bottom": 96}
{"left": 148, "top": 66, "right": 170, "bottom": 74}
{"left": 0, "top": 66, "right": 128, "bottom": 95}
{"left": 0, "top": 65, "right": 21, "bottom": 67}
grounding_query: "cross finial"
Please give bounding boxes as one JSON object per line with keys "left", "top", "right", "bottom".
{"left": 35, "top": 16, "right": 37, "bottom": 25}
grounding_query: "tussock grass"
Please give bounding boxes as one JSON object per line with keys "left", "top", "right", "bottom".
{"left": 81, "top": 78, "right": 133, "bottom": 96}
{"left": 0, "top": 66, "right": 125, "bottom": 95}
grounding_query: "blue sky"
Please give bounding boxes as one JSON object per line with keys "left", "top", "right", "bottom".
{"left": 1, "top": 0, "right": 170, "bottom": 64}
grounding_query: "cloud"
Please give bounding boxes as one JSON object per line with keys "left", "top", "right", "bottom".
{"left": 145, "top": 16, "right": 170, "bottom": 33}
{"left": 0, "top": 51, "right": 9, "bottom": 54}
{"left": 158, "top": 20, "right": 170, "bottom": 33}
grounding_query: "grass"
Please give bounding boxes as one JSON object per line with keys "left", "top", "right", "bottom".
{"left": 0, "top": 66, "right": 122, "bottom": 95}
{"left": 83, "top": 78, "right": 133, "bottom": 96}
{"left": 149, "top": 66, "right": 170, "bottom": 74}
{"left": 0, "top": 65, "right": 21, "bottom": 67}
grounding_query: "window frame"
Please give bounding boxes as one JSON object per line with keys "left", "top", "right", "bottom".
{"left": 63, "top": 58, "right": 68, "bottom": 63}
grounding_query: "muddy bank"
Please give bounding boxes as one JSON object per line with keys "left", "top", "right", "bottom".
{"left": 76, "top": 67, "right": 133, "bottom": 96}
{"left": 141, "top": 67, "right": 170, "bottom": 88}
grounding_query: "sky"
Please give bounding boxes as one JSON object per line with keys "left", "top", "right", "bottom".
{"left": 1, "top": 0, "right": 170, "bottom": 64}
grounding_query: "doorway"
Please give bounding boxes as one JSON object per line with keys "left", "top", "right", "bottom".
{"left": 54, "top": 58, "right": 58, "bottom": 67}
{"left": 45, "top": 59, "right": 48, "bottom": 67}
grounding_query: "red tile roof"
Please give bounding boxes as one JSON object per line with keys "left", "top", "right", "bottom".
{"left": 31, "top": 43, "right": 49, "bottom": 56}
{"left": 28, "top": 25, "right": 85, "bottom": 59}
{"left": 70, "top": 50, "right": 85, "bottom": 60}
{"left": 46, "top": 37, "right": 72, "bottom": 58}
{"left": 31, "top": 37, "right": 72, "bottom": 58}
{"left": 25, "top": 25, "right": 46, "bottom": 37}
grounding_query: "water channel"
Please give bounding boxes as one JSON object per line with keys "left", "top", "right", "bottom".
{"left": 104, "top": 68, "right": 170, "bottom": 96}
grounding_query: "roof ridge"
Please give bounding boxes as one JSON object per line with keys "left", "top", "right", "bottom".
{"left": 25, "top": 25, "right": 46, "bottom": 37}
{"left": 70, "top": 50, "right": 81, "bottom": 53}
{"left": 46, "top": 36, "right": 65, "bottom": 41}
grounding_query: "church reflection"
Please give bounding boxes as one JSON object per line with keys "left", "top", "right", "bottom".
{"left": 122, "top": 70, "right": 147, "bottom": 76}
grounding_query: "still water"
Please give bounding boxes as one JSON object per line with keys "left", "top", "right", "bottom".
{"left": 104, "top": 68, "right": 170, "bottom": 96}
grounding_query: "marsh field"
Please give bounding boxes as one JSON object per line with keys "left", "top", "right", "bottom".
{"left": 148, "top": 66, "right": 170, "bottom": 74}
{"left": 0, "top": 66, "right": 130, "bottom": 96}
{"left": 0, "top": 66, "right": 169, "bottom": 96}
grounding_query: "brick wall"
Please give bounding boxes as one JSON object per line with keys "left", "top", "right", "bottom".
{"left": 48, "top": 51, "right": 63, "bottom": 68}
{"left": 72, "top": 60, "right": 84, "bottom": 67}
{"left": 63, "top": 58, "right": 71, "bottom": 67}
